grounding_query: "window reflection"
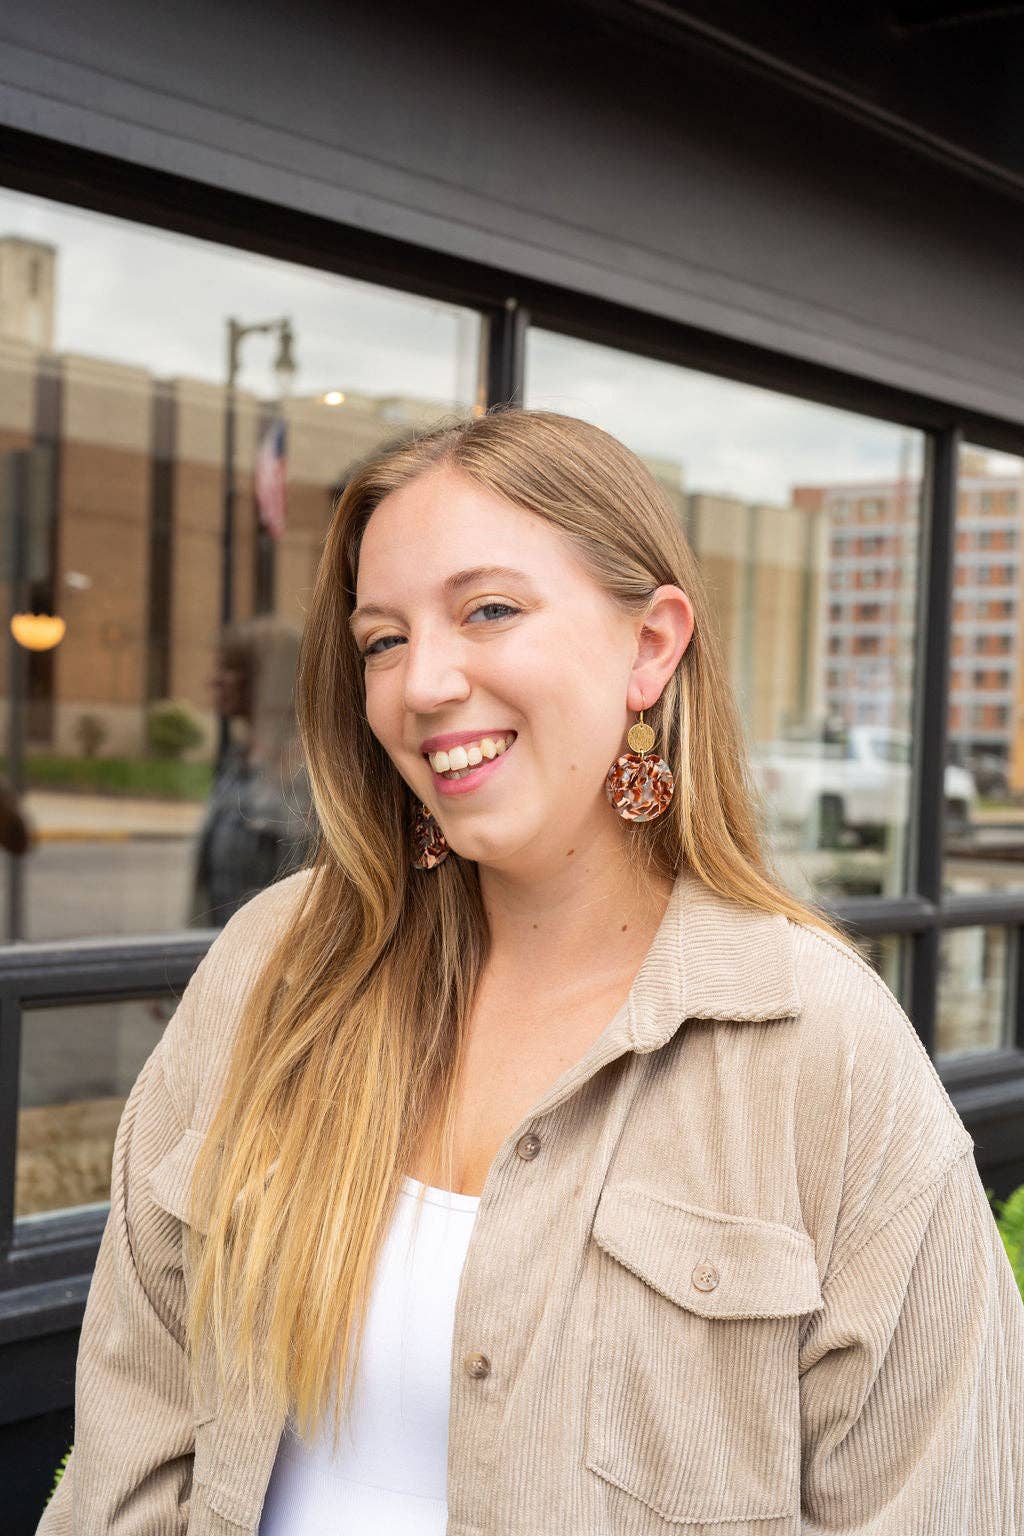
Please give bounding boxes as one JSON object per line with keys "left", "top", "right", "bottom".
{"left": 937, "top": 925, "right": 1009, "bottom": 1058}
{"left": 0, "top": 190, "right": 484, "bottom": 941}
{"left": 188, "top": 617, "right": 314, "bottom": 927}
{"left": 525, "top": 328, "right": 926, "bottom": 906}
{"left": 944, "top": 446, "right": 1024, "bottom": 902}
{"left": 17, "top": 994, "right": 177, "bottom": 1219}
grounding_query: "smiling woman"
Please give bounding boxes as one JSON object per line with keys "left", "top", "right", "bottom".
{"left": 40, "top": 406, "right": 1024, "bottom": 1536}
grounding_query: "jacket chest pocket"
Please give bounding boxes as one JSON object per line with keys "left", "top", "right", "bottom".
{"left": 585, "top": 1183, "right": 823, "bottom": 1527}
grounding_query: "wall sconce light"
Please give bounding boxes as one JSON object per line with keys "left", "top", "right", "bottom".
{"left": 11, "top": 613, "right": 66, "bottom": 651}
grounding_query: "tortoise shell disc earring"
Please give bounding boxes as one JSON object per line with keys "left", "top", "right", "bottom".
{"left": 411, "top": 800, "right": 449, "bottom": 869}
{"left": 605, "top": 695, "right": 675, "bottom": 822}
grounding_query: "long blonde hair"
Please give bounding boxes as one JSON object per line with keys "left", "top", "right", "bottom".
{"left": 186, "top": 406, "right": 852, "bottom": 1449}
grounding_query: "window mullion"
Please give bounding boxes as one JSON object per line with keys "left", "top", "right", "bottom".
{"left": 485, "top": 298, "right": 528, "bottom": 409}
{"left": 907, "top": 424, "right": 961, "bottom": 1055}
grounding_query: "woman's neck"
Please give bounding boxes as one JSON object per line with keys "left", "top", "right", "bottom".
{"left": 477, "top": 855, "right": 675, "bottom": 997}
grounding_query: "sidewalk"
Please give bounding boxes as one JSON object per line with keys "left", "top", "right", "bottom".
{"left": 974, "top": 803, "right": 1024, "bottom": 826}
{"left": 15, "top": 790, "right": 1024, "bottom": 845}
{"left": 21, "top": 791, "right": 204, "bottom": 843}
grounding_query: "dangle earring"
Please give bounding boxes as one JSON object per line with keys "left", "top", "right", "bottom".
{"left": 605, "top": 692, "right": 675, "bottom": 822}
{"left": 411, "top": 800, "right": 449, "bottom": 869}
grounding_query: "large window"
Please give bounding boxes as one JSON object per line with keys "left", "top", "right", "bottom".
{"left": 1, "top": 187, "right": 1022, "bottom": 1242}
{"left": 0, "top": 188, "right": 485, "bottom": 947}
{"left": 525, "top": 329, "right": 926, "bottom": 919}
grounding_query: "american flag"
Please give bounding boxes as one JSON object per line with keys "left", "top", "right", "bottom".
{"left": 255, "top": 418, "right": 287, "bottom": 540}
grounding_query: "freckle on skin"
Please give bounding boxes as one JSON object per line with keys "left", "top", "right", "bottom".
{"left": 621, "top": 924, "right": 628, "bottom": 932}
{"left": 566, "top": 848, "right": 574, "bottom": 856}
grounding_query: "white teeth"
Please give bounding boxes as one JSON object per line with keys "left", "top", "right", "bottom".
{"left": 428, "top": 733, "right": 515, "bottom": 775}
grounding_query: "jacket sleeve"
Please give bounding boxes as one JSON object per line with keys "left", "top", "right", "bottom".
{"left": 798, "top": 1143, "right": 1024, "bottom": 1531}
{"left": 35, "top": 970, "right": 205, "bottom": 1536}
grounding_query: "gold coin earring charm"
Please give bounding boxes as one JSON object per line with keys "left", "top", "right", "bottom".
{"left": 411, "top": 800, "right": 449, "bottom": 869}
{"left": 605, "top": 697, "right": 675, "bottom": 822}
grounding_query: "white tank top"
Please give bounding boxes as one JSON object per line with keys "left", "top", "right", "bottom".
{"left": 256, "top": 1174, "right": 481, "bottom": 1535}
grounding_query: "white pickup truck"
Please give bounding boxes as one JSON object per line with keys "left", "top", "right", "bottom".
{"left": 753, "top": 726, "right": 977, "bottom": 848}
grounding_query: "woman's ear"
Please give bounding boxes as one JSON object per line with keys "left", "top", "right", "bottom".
{"left": 629, "top": 585, "right": 693, "bottom": 709}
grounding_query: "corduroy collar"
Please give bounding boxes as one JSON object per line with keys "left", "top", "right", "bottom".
{"left": 621, "top": 867, "right": 803, "bottom": 1055}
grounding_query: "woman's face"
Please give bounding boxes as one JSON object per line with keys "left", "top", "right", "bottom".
{"left": 351, "top": 464, "right": 692, "bottom": 875}
{"left": 209, "top": 651, "right": 251, "bottom": 720}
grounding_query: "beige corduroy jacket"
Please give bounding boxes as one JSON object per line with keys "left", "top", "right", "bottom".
{"left": 37, "top": 866, "right": 1024, "bottom": 1535}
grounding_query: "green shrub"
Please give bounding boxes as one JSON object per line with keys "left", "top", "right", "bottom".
{"left": 147, "top": 699, "right": 205, "bottom": 761}
{"left": 1, "top": 752, "right": 213, "bottom": 800}
{"left": 74, "top": 713, "right": 108, "bottom": 759}
{"left": 46, "top": 1445, "right": 71, "bottom": 1506}
{"left": 988, "top": 1183, "right": 1024, "bottom": 1294}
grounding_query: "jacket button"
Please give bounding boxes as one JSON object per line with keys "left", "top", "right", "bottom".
{"left": 464, "top": 1351, "right": 491, "bottom": 1379}
{"left": 515, "top": 1132, "right": 541, "bottom": 1160}
{"left": 691, "top": 1262, "right": 719, "bottom": 1292}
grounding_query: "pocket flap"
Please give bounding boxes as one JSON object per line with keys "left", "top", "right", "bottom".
{"left": 593, "top": 1183, "right": 823, "bottom": 1319}
{"left": 148, "top": 1129, "right": 209, "bottom": 1231}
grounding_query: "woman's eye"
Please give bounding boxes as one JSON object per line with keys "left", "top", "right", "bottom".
{"left": 467, "top": 601, "right": 521, "bottom": 625}
{"left": 361, "top": 634, "right": 401, "bottom": 659}
{"left": 361, "top": 602, "right": 521, "bottom": 659}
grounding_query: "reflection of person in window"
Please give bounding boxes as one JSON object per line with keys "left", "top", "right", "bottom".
{"left": 0, "top": 772, "right": 31, "bottom": 856}
{"left": 188, "top": 617, "right": 315, "bottom": 927}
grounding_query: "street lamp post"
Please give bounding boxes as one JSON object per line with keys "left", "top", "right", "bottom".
{"left": 5, "top": 454, "right": 28, "bottom": 942}
{"left": 5, "top": 448, "right": 64, "bottom": 941}
{"left": 219, "top": 316, "right": 296, "bottom": 766}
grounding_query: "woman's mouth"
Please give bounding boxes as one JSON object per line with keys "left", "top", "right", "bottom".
{"left": 424, "top": 732, "right": 517, "bottom": 796}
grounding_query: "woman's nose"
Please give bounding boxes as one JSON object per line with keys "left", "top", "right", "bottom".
{"left": 400, "top": 635, "right": 471, "bottom": 714}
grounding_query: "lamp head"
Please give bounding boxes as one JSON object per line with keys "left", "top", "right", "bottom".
{"left": 274, "top": 320, "right": 297, "bottom": 394}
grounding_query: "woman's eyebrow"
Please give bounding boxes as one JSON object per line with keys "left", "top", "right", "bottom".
{"left": 348, "top": 565, "right": 535, "bottom": 629}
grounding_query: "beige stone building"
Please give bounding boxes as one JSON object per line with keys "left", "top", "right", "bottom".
{"left": 0, "top": 236, "right": 483, "bottom": 760}
{"left": 686, "top": 492, "right": 823, "bottom": 748}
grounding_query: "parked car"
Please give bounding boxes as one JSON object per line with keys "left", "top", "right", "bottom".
{"left": 753, "top": 726, "right": 977, "bottom": 848}
{"left": 965, "top": 750, "right": 1009, "bottom": 799}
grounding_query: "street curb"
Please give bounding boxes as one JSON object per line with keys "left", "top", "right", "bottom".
{"left": 29, "top": 829, "right": 193, "bottom": 844}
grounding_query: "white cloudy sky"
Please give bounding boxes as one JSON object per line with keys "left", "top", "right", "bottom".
{"left": 1, "top": 186, "right": 1017, "bottom": 506}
